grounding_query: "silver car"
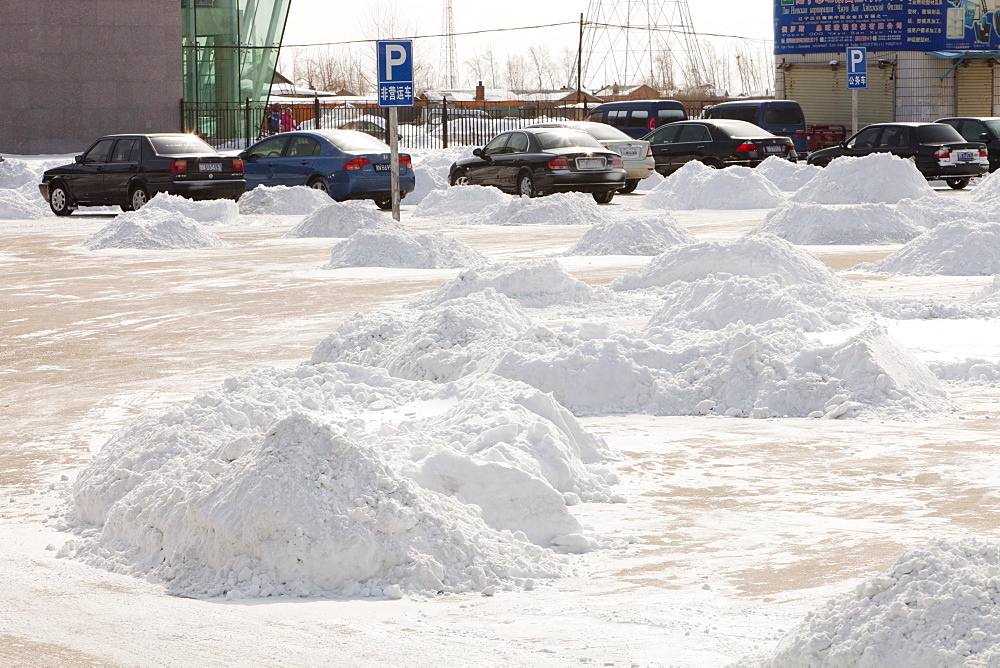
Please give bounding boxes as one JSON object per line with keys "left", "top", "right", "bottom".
{"left": 526, "top": 120, "right": 655, "bottom": 193}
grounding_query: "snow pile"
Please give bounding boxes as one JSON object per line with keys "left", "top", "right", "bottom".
{"left": 312, "top": 289, "right": 533, "bottom": 382}
{"left": 641, "top": 162, "right": 786, "bottom": 210}
{"left": 611, "top": 234, "right": 838, "bottom": 291}
{"left": 646, "top": 274, "right": 861, "bottom": 331}
{"left": 238, "top": 185, "right": 331, "bottom": 215}
{"left": 896, "top": 196, "right": 997, "bottom": 229}
{"left": 755, "top": 156, "right": 821, "bottom": 191}
{"left": 968, "top": 168, "right": 1000, "bottom": 207}
{"left": 478, "top": 192, "right": 605, "bottom": 226}
{"left": 856, "top": 221, "right": 1000, "bottom": 275}
{"left": 753, "top": 202, "right": 922, "bottom": 245}
{"left": 494, "top": 320, "right": 951, "bottom": 418}
{"left": 791, "top": 153, "right": 936, "bottom": 204}
{"left": 142, "top": 192, "right": 240, "bottom": 225}
{"left": 418, "top": 259, "right": 603, "bottom": 308}
{"left": 83, "top": 208, "right": 225, "bottom": 250}
{"left": 768, "top": 538, "right": 1000, "bottom": 667}
{"left": 928, "top": 358, "right": 1000, "bottom": 385}
{"left": 325, "top": 227, "right": 488, "bottom": 269}
{"left": 0, "top": 156, "right": 67, "bottom": 197}
{"left": 285, "top": 201, "right": 396, "bottom": 238}
{"left": 565, "top": 211, "right": 697, "bottom": 256}
{"left": 0, "top": 188, "right": 47, "bottom": 218}
{"left": 637, "top": 170, "right": 665, "bottom": 191}
{"left": 413, "top": 185, "right": 514, "bottom": 218}
{"left": 61, "top": 363, "right": 623, "bottom": 598}
{"left": 406, "top": 147, "right": 471, "bottom": 205}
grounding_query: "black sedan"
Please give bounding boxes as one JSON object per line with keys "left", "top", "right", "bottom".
{"left": 39, "top": 133, "right": 246, "bottom": 216}
{"left": 448, "top": 128, "right": 626, "bottom": 203}
{"left": 934, "top": 117, "right": 1000, "bottom": 173}
{"left": 806, "top": 122, "right": 988, "bottom": 189}
{"left": 641, "top": 119, "right": 796, "bottom": 176}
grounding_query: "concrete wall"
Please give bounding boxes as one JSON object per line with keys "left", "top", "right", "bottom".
{"left": 0, "top": 2, "right": 182, "bottom": 155}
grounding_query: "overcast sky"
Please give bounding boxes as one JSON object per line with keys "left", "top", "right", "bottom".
{"left": 281, "top": 0, "right": 775, "bottom": 87}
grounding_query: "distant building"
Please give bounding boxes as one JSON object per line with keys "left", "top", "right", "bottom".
{"left": 0, "top": 0, "right": 291, "bottom": 154}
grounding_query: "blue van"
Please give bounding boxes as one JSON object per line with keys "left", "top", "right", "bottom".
{"left": 588, "top": 100, "right": 688, "bottom": 139}
{"left": 704, "top": 100, "right": 807, "bottom": 156}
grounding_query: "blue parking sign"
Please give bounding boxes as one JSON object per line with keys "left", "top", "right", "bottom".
{"left": 377, "top": 40, "right": 414, "bottom": 107}
{"left": 847, "top": 47, "right": 867, "bottom": 89}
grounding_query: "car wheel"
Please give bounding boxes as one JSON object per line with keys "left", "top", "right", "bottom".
{"left": 450, "top": 170, "right": 470, "bottom": 186}
{"left": 593, "top": 190, "right": 615, "bottom": 204}
{"left": 48, "top": 183, "right": 73, "bottom": 216}
{"left": 517, "top": 171, "right": 535, "bottom": 198}
{"left": 945, "top": 177, "right": 971, "bottom": 190}
{"left": 812, "top": 159, "right": 831, "bottom": 168}
{"left": 130, "top": 185, "right": 150, "bottom": 211}
{"left": 308, "top": 177, "right": 330, "bottom": 194}
{"left": 700, "top": 159, "right": 723, "bottom": 169}
{"left": 374, "top": 197, "right": 393, "bottom": 210}
{"left": 618, "top": 179, "right": 639, "bottom": 194}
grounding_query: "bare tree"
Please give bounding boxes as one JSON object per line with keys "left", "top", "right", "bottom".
{"left": 504, "top": 54, "right": 529, "bottom": 91}
{"left": 526, "top": 45, "right": 555, "bottom": 90}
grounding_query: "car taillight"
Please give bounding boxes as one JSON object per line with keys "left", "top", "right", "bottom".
{"left": 736, "top": 143, "right": 757, "bottom": 153}
{"left": 933, "top": 148, "right": 949, "bottom": 159}
{"left": 981, "top": 148, "right": 989, "bottom": 158}
{"left": 400, "top": 155, "right": 412, "bottom": 168}
{"left": 232, "top": 158, "right": 244, "bottom": 173}
{"left": 647, "top": 117, "right": 656, "bottom": 130}
{"left": 612, "top": 156, "right": 624, "bottom": 169}
{"left": 547, "top": 157, "right": 569, "bottom": 170}
{"left": 646, "top": 146, "right": 653, "bottom": 158}
{"left": 170, "top": 159, "right": 187, "bottom": 174}
{"left": 344, "top": 157, "right": 371, "bottom": 171}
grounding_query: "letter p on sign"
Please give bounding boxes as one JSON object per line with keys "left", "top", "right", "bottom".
{"left": 384, "top": 45, "right": 407, "bottom": 80}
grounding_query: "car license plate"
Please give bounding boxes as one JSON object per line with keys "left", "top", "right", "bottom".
{"left": 373, "top": 163, "right": 391, "bottom": 172}
{"left": 621, "top": 148, "right": 641, "bottom": 159}
{"left": 957, "top": 151, "right": 974, "bottom": 162}
{"left": 199, "top": 163, "right": 222, "bottom": 172}
{"left": 765, "top": 146, "right": 783, "bottom": 153}
{"left": 576, "top": 158, "right": 605, "bottom": 170}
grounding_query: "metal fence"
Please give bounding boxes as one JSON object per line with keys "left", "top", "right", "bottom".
{"left": 181, "top": 99, "right": 592, "bottom": 151}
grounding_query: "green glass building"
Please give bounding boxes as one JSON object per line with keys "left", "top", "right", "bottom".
{"left": 182, "top": 0, "right": 291, "bottom": 105}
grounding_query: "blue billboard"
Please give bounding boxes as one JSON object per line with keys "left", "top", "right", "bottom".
{"left": 775, "top": 0, "right": 1000, "bottom": 54}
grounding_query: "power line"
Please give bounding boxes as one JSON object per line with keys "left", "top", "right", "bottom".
{"left": 281, "top": 20, "right": 770, "bottom": 49}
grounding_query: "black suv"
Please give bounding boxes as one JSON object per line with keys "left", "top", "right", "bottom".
{"left": 806, "top": 122, "right": 988, "bottom": 189}
{"left": 39, "top": 133, "right": 246, "bottom": 216}
{"left": 934, "top": 117, "right": 1000, "bottom": 173}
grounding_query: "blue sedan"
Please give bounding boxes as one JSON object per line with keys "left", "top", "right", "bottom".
{"left": 240, "top": 130, "right": 415, "bottom": 209}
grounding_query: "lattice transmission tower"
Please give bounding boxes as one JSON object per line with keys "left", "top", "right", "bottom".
{"left": 583, "top": 0, "right": 707, "bottom": 93}
{"left": 439, "top": 0, "right": 459, "bottom": 89}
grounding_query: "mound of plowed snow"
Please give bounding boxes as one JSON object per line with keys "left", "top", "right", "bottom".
{"left": 418, "top": 259, "right": 602, "bottom": 308}
{"left": 753, "top": 202, "right": 922, "bottom": 244}
{"left": 325, "top": 227, "right": 487, "bottom": 269}
{"left": 856, "top": 221, "right": 1000, "bottom": 275}
{"left": 143, "top": 192, "right": 240, "bottom": 225}
{"left": 83, "top": 208, "right": 225, "bottom": 250}
{"left": 791, "top": 153, "right": 936, "bottom": 204}
{"left": 755, "top": 156, "right": 821, "bottom": 191}
{"left": 285, "top": 201, "right": 395, "bottom": 238}
{"left": 896, "top": 196, "right": 997, "bottom": 229}
{"left": 238, "top": 185, "right": 331, "bottom": 215}
{"left": 478, "top": 192, "right": 605, "bottom": 226}
{"left": 413, "top": 185, "right": 514, "bottom": 217}
{"left": 564, "top": 211, "right": 697, "bottom": 255}
{"left": 641, "top": 161, "right": 786, "bottom": 210}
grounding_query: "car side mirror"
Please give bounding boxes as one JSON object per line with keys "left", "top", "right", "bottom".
{"left": 981, "top": 132, "right": 992, "bottom": 142}
{"left": 840, "top": 141, "right": 848, "bottom": 148}
{"left": 74, "top": 155, "right": 84, "bottom": 164}
{"left": 472, "top": 147, "right": 483, "bottom": 157}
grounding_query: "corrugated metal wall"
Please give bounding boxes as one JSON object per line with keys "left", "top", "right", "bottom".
{"left": 783, "top": 64, "right": 895, "bottom": 127}
{"left": 777, "top": 52, "right": 1000, "bottom": 125}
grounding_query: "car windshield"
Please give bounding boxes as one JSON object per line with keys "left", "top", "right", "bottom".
{"left": 149, "top": 135, "right": 217, "bottom": 155}
{"left": 324, "top": 131, "right": 389, "bottom": 151}
{"left": 712, "top": 120, "right": 773, "bottom": 138}
{"left": 536, "top": 131, "right": 604, "bottom": 150}
{"left": 916, "top": 125, "right": 964, "bottom": 143}
{"left": 579, "top": 124, "right": 632, "bottom": 141}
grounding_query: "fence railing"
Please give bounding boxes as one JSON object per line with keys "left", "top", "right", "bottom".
{"left": 181, "top": 100, "right": 592, "bottom": 151}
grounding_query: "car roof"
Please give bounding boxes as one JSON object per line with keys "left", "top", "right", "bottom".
{"left": 935, "top": 116, "right": 1000, "bottom": 121}
{"left": 865, "top": 122, "right": 943, "bottom": 128}
{"left": 592, "top": 99, "right": 684, "bottom": 108}
{"left": 709, "top": 99, "right": 799, "bottom": 107}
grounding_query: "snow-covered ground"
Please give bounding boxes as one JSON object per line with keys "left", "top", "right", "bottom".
{"left": 3, "top": 152, "right": 1000, "bottom": 666}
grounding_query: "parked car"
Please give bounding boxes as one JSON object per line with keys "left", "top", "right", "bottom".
{"left": 703, "top": 99, "right": 808, "bottom": 156}
{"left": 806, "top": 122, "right": 989, "bottom": 189}
{"left": 525, "top": 120, "right": 654, "bottom": 193}
{"left": 587, "top": 100, "right": 688, "bottom": 138}
{"left": 448, "top": 127, "right": 626, "bottom": 203}
{"left": 38, "top": 133, "right": 245, "bottom": 216}
{"left": 934, "top": 117, "right": 1000, "bottom": 172}
{"left": 336, "top": 116, "right": 391, "bottom": 142}
{"left": 426, "top": 108, "right": 489, "bottom": 126}
{"left": 641, "top": 119, "right": 796, "bottom": 176}
{"left": 239, "top": 129, "right": 414, "bottom": 210}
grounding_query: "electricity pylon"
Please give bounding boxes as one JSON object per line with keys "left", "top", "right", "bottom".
{"left": 583, "top": 0, "right": 707, "bottom": 93}
{"left": 440, "top": 0, "right": 458, "bottom": 89}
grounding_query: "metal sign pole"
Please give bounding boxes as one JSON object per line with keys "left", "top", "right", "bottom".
{"left": 852, "top": 88, "right": 858, "bottom": 136}
{"left": 389, "top": 107, "right": 400, "bottom": 222}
